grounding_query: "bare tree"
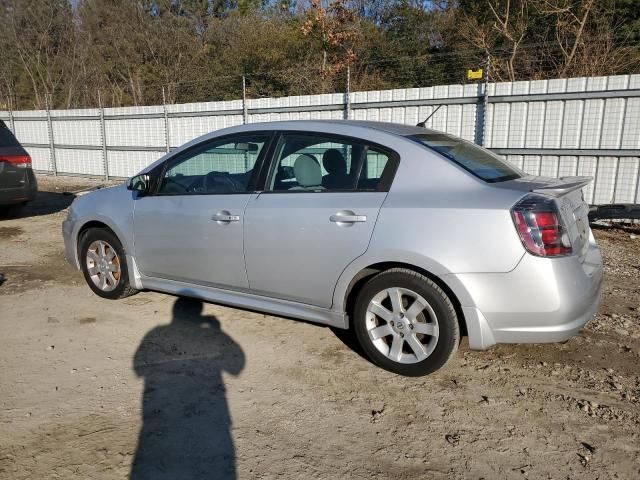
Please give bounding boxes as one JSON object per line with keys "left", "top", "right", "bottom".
{"left": 460, "top": 0, "right": 531, "bottom": 82}
{"left": 537, "top": 0, "right": 595, "bottom": 77}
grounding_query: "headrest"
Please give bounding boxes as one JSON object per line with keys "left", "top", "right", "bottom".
{"left": 322, "top": 149, "right": 347, "bottom": 175}
{"left": 293, "top": 154, "right": 322, "bottom": 187}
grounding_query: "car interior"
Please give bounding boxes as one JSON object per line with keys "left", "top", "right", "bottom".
{"left": 154, "top": 134, "right": 391, "bottom": 195}
{"left": 269, "top": 136, "right": 379, "bottom": 192}
{"left": 158, "top": 140, "right": 263, "bottom": 195}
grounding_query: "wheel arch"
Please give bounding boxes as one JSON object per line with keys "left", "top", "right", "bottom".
{"left": 77, "top": 220, "right": 116, "bottom": 244}
{"left": 75, "top": 219, "right": 128, "bottom": 264}
{"left": 74, "top": 217, "right": 143, "bottom": 290}
{"left": 339, "top": 261, "right": 471, "bottom": 338}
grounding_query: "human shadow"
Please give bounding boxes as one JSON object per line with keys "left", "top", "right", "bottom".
{"left": 131, "top": 297, "right": 245, "bottom": 480}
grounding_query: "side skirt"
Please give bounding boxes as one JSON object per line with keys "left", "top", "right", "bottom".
{"left": 140, "top": 275, "right": 348, "bottom": 329}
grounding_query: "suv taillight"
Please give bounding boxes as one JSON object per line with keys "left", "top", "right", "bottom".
{"left": 0, "top": 154, "right": 32, "bottom": 169}
{"left": 511, "top": 194, "right": 572, "bottom": 257}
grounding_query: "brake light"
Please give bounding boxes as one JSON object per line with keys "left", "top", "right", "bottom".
{"left": 511, "top": 194, "right": 572, "bottom": 257}
{"left": 0, "top": 154, "right": 32, "bottom": 169}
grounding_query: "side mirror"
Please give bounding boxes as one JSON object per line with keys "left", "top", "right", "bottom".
{"left": 127, "top": 174, "right": 150, "bottom": 195}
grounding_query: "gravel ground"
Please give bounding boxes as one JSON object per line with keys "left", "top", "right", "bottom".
{"left": 0, "top": 175, "right": 639, "bottom": 479}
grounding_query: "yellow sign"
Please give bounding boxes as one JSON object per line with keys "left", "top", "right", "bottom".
{"left": 467, "top": 68, "right": 484, "bottom": 80}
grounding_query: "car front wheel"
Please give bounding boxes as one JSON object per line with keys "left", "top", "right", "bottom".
{"left": 353, "top": 268, "right": 460, "bottom": 376}
{"left": 79, "top": 228, "right": 137, "bottom": 300}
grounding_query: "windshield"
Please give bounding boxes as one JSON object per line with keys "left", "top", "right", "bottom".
{"left": 409, "top": 133, "right": 522, "bottom": 183}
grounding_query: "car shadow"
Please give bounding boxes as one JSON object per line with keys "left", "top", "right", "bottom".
{"left": 330, "top": 326, "right": 368, "bottom": 361}
{"left": 131, "top": 297, "right": 245, "bottom": 480}
{"left": 0, "top": 190, "right": 75, "bottom": 219}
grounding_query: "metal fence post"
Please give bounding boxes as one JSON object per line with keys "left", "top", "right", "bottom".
{"left": 480, "top": 53, "right": 491, "bottom": 146}
{"left": 242, "top": 76, "right": 248, "bottom": 124}
{"left": 8, "top": 97, "right": 16, "bottom": 134}
{"left": 633, "top": 162, "right": 640, "bottom": 204}
{"left": 45, "top": 95, "right": 58, "bottom": 176}
{"left": 344, "top": 66, "right": 351, "bottom": 120}
{"left": 162, "top": 87, "right": 170, "bottom": 153}
{"left": 98, "top": 91, "right": 109, "bottom": 181}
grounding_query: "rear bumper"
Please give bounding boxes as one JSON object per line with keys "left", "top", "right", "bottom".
{"left": 446, "top": 235, "right": 603, "bottom": 350}
{"left": 0, "top": 173, "right": 37, "bottom": 205}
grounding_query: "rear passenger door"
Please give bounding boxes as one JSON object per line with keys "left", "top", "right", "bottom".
{"left": 243, "top": 132, "right": 398, "bottom": 308}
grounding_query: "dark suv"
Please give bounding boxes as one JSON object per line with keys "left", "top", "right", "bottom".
{"left": 0, "top": 120, "right": 37, "bottom": 214}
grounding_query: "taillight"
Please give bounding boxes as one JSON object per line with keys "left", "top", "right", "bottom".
{"left": 0, "top": 154, "right": 32, "bottom": 169}
{"left": 511, "top": 194, "right": 572, "bottom": 257}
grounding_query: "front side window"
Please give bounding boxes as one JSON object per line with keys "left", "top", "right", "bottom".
{"left": 410, "top": 133, "right": 522, "bottom": 183}
{"left": 158, "top": 134, "right": 269, "bottom": 195}
{"left": 266, "top": 133, "right": 394, "bottom": 192}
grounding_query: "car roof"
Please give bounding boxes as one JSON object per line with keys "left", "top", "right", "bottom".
{"left": 304, "top": 120, "right": 434, "bottom": 136}
{"left": 141, "top": 120, "right": 435, "bottom": 175}
{"left": 233, "top": 120, "right": 435, "bottom": 137}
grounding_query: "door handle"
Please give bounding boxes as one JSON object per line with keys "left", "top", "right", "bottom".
{"left": 330, "top": 214, "right": 367, "bottom": 223}
{"left": 211, "top": 212, "right": 240, "bottom": 223}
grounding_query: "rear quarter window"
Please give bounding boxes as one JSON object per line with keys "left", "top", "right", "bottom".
{"left": 409, "top": 133, "right": 522, "bottom": 183}
{"left": 0, "top": 124, "right": 20, "bottom": 147}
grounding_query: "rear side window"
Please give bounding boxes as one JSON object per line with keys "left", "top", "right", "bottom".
{"left": 267, "top": 134, "right": 361, "bottom": 191}
{"left": 266, "top": 133, "right": 397, "bottom": 192}
{"left": 410, "top": 133, "right": 522, "bottom": 183}
{"left": 0, "top": 124, "right": 19, "bottom": 147}
{"left": 357, "top": 148, "right": 391, "bottom": 190}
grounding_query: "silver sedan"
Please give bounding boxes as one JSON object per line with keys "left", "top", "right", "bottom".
{"left": 62, "top": 120, "right": 602, "bottom": 376}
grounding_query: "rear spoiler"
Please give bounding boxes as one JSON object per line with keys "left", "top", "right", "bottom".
{"left": 532, "top": 176, "right": 592, "bottom": 197}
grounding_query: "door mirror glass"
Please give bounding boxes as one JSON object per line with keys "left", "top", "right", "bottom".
{"left": 127, "top": 174, "right": 150, "bottom": 194}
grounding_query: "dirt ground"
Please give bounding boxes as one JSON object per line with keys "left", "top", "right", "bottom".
{"left": 0, "top": 175, "right": 639, "bottom": 480}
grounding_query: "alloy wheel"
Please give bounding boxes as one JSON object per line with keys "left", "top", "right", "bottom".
{"left": 365, "top": 287, "right": 439, "bottom": 364}
{"left": 85, "top": 240, "right": 121, "bottom": 292}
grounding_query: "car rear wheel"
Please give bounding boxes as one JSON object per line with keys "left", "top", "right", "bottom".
{"left": 79, "top": 228, "right": 137, "bottom": 300}
{"left": 353, "top": 268, "right": 459, "bottom": 376}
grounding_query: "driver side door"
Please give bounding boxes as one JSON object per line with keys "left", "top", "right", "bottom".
{"left": 133, "top": 132, "right": 271, "bottom": 290}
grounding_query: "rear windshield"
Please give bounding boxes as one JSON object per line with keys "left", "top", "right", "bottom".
{"left": 0, "top": 123, "right": 19, "bottom": 147}
{"left": 409, "top": 133, "right": 522, "bottom": 183}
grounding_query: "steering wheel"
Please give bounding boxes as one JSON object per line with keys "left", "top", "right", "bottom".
{"left": 162, "top": 176, "right": 189, "bottom": 193}
{"left": 185, "top": 176, "right": 207, "bottom": 193}
{"left": 203, "top": 172, "right": 244, "bottom": 193}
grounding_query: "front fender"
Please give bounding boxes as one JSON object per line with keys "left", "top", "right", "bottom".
{"left": 71, "top": 213, "right": 131, "bottom": 260}
{"left": 63, "top": 184, "right": 140, "bottom": 287}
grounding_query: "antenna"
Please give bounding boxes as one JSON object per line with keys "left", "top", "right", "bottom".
{"left": 416, "top": 104, "right": 442, "bottom": 128}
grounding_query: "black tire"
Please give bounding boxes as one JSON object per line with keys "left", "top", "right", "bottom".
{"left": 79, "top": 228, "right": 138, "bottom": 300}
{"left": 353, "top": 268, "right": 459, "bottom": 376}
